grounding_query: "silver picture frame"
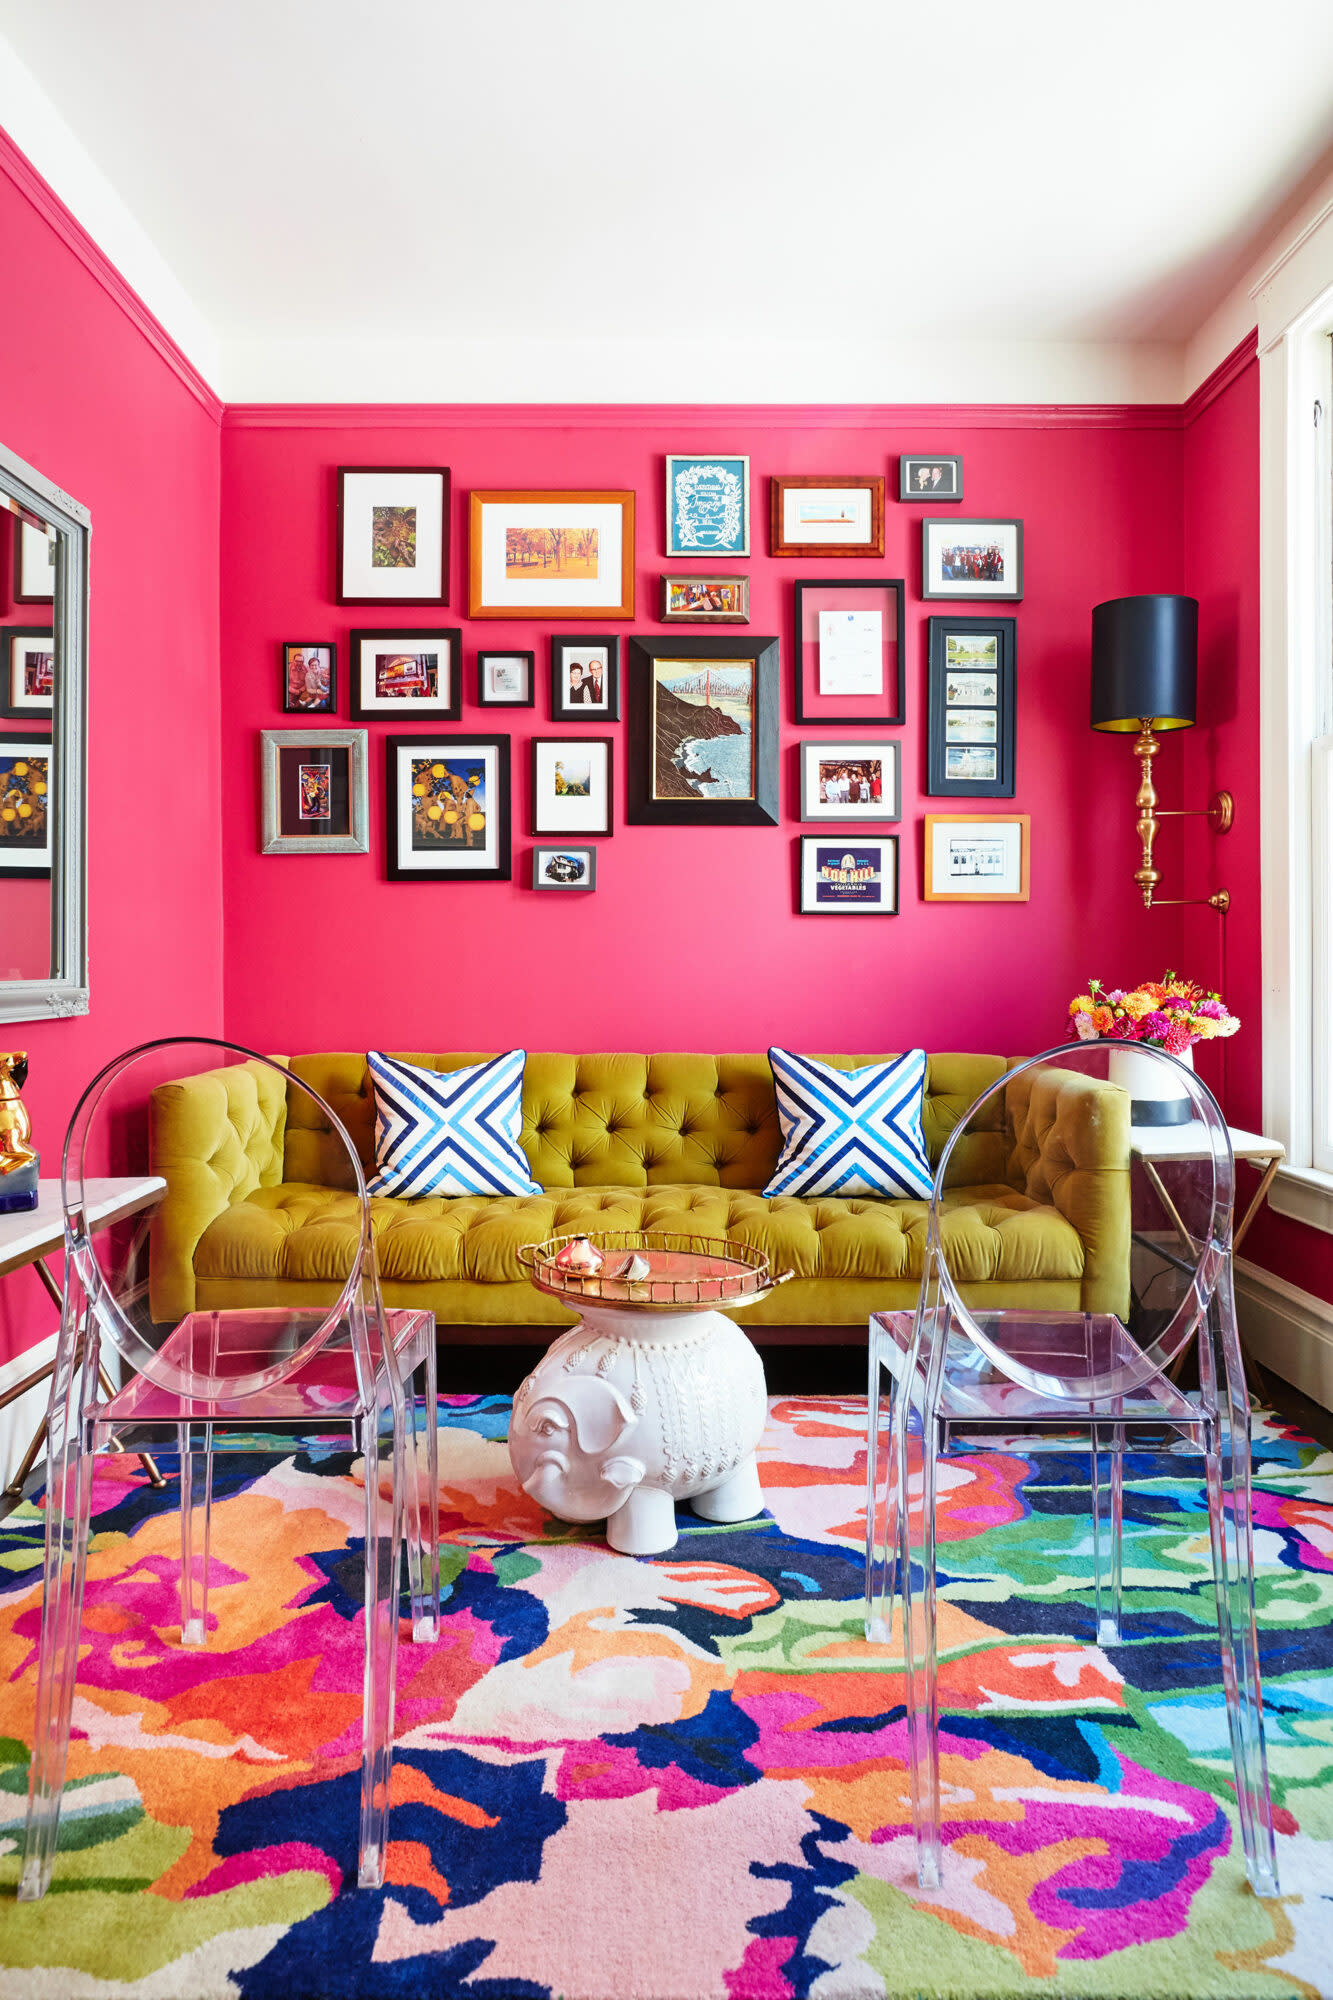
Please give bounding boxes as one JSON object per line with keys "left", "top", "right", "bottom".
{"left": 260, "top": 727, "right": 369, "bottom": 855}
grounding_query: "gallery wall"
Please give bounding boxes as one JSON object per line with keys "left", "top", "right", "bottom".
{"left": 0, "top": 135, "right": 225, "bottom": 1364}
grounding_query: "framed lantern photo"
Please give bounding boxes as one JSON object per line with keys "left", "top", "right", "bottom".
{"left": 770, "top": 476, "right": 885, "bottom": 558}
{"left": 385, "top": 734, "right": 512, "bottom": 882}
{"left": 281, "top": 642, "right": 337, "bottom": 715}
{"left": 349, "top": 628, "right": 461, "bottom": 720}
{"left": 477, "top": 650, "right": 535, "bottom": 708}
{"left": 1, "top": 627, "right": 55, "bottom": 720}
{"left": 530, "top": 737, "right": 614, "bottom": 838}
{"left": 260, "top": 728, "right": 369, "bottom": 856}
{"left": 798, "top": 834, "right": 899, "bottom": 915}
{"left": 798, "top": 739, "right": 900, "bottom": 822}
{"left": 336, "top": 466, "right": 449, "bottom": 606}
{"left": 533, "top": 844, "right": 598, "bottom": 892}
{"left": 551, "top": 636, "right": 619, "bottom": 720}
{"left": 469, "top": 490, "right": 635, "bottom": 619}
{"left": 924, "top": 813, "right": 1030, "bottom": 901}
{"left": 665, "top": 455, "right": 750, "bottom": 558}
{"left": 627, "top": 636, "right": 779, "bottom": 827}
{"left": 794, "top": 578, "right": 905, "bottom": 725}
{"left": 927, "top": 616, "right": 1016, "bottom": 797}
{"left": 922, "top": 518, "right": 1023, "bottom": 601}
{"left": 660, "top": 574, "right": 750, "bottom": 623}
{"left": 0, "top": 735, "right": 53, "bottom": 875}
{"left": 899, "top": 454, "right": 963, "bottom": 502}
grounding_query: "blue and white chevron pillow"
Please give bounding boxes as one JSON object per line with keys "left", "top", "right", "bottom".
{"left": 763, "top": 1047, "right": 934, "bottom": 1200}
{"left": 366, "top": 1049, "right": 541, "bottom": 1199}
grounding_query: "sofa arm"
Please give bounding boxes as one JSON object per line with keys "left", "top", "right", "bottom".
{"left": 148, "top": 1057, "right": 290, "bottom": 1320}
{"left": 1006, "top": 1066, "right": 1132, "bottom": 1317}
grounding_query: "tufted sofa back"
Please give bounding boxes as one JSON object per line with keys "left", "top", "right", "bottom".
{"left": 279, "top": 1051, "right": 1012, "bottom": 1192}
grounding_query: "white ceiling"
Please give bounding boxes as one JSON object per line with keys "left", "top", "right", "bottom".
{"left": 4, "top": 0, "right": 1333, "bottom": 403}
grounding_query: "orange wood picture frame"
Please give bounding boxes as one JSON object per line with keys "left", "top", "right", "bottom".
{"left": 468, "top": 490, "right": 636, "bottom": 619}
{"left": 769, "top": 475, "right": 886, "bottom": 558}
{"left": 923, "top": 812, "right": 1030, "bottom": 901}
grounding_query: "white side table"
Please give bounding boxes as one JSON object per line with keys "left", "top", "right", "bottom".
{"left": 0, "top": 1176, "right": 167, "bottom": 1494}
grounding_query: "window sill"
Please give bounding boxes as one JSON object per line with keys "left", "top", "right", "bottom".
{"left": 1269, "top": 1163, "right": 1333, "bottom": 1237}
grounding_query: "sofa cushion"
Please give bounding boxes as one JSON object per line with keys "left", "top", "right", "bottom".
{"left": 366, "top": 1048, "right": 540, "bottom": 1198}
{"left": 764, "top": 1047, "right": 933, "bottom": 1200}
{"left": 192, "top": 1180, "right": 1085, "bottom": 1292}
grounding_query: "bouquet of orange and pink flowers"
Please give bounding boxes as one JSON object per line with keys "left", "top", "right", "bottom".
{"left": 1068, "top": 973, "right": 1239, "bottom": 1055}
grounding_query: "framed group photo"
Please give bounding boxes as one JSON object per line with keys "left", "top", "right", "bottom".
{"left": 469, "top": 490, "right": 635, "bottom": 619}
{"left": 798, "top": 834, "right": 899, "bottom": 915}
{"left": 281, "top": 642, "right": 337, "bottom": 715}
{"left": 927, "top": 616, "right": 1016, "bottom": 796}
{"left": 530, "top": 737, "right": 614, "bottom": 838}
{"left": 665, "top": 455, "right": 750, "bottom": 558}
{"left": 336, "top": 466, "right": 449, "bottom": 606}
{"left": 922, "top": 518, "right": 1023, "bottom": 601}
{"left": 550, "top": 636, "right": 620, "bottom": 720}
{"left": 770, "top": 476, "right": 885, "bottom": 558}
{"left": 385, "top": 734, "right": 512, "bottom": 882}
{"left": 349, "top": 628, "right": 461, "bottom": 720}
{"left": 798, "top": 738, "right": 900, "bottom": 822}
{"left": 0, "top": 735, "right": 52, "bottom": 875}
{"left": 793, "top": 578, "right": 905, "bottom": 726}
{"left": 924, "top": 813, "right": 1030, "bottom": 901}
{"left": 477, "top": 650, "right": 535, "bottom": 708}
{"left": 2, "top": 627, "right": 54, "bottom": 720}
{"left": 626, "top": 636, "right": 779, "bottom": 827}
{"left": 260, "top": 727, "right": 369, "bottom": 856}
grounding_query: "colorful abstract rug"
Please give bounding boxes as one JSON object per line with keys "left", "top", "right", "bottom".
{"left": 0, "top": 1395, "right": 1331, "bottom": 1999}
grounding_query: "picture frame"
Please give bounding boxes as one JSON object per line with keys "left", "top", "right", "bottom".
{"left": 0, "top": 734, "right": 53, "bottom": 876}
{"left": 922, "top": 518, "right": 1023, "bottom": 601}
{"left": 532, "top": 844, "right": 598, "bottom": 892}
{"left": 349, "top": 628, "right": 462, "bottom": 720}
{"left": 477, "top": 650, "right": 535, "bottom": 708}
{"left": 770, "top": 476, "right": 885, "bottom": 558}
{"left": 550, "top": 636, "right": 621, "bottom": 720}
{"left": 469, "top": 489, "right": 635, "bottom": 619}
{"left": 660, "top": 574, "right": 750, "bottom": 623}
{"left": 793, "top": 578, "right": 906, "bottom": 725}
{"left": 927, "top": 616, "right": 1016, "bottom": 797}
{"left": 798, "top": 739, "right": 900, "bottom": 823}
{"left": 798, "top": 834, "right": 899, "bottom": 915}
{"left": 259, "top": 727, "right": 369, "bottom": 856}
{"left": 627, "top": 635, "right": 779, "bottom": 827}
{"left": 336, "top": 466, "right": 449, "bottom": 606}
{"left": 1, "top": 626, "right": 55, "bottom": 720}
{"left": 385, "top": 734, "right": 512, "bottom": 882}
{"left": 665, "top": 455, "right": 750, "bottom": 558}
{"left": 899, "top": 454, "right": 963, "bottom": 503}
{"left": 12, "top": 518, "right": 55, "bottom": 604}
{"left": 923, "top": 813, "right": 1030, "bottom": 901}
{"left": 530, "top": 737, "right": 614, "bottom": 838}
{"left": 281, "top": 642, "right": 337, "bottom": 716}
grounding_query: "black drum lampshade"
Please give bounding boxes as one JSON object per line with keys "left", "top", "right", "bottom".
{"left": 1090, "top": 594, "right": 1198, "bottom": 733}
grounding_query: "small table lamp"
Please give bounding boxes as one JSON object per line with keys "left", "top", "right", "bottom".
{"left": 1090, "top": 593, "right": 1232, "bottom": 911}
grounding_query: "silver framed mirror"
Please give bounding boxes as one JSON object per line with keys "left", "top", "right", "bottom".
{"left": 0, "top": 438, "right": 89, "bottom": 1022}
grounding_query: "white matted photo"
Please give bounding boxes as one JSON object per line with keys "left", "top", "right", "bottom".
{"left": 798, "top": 739, "right": 900, "bottom": 822}
{"left": 385, "top": 735, "right": 510, "bottom": 881}
{"left": 15, "top": 521, "right": 55, "bottom": 602}
{"left": 349, "top": 628, "right": 460, "bottom": 720}
{"left": 337, "top": 467, "right": 449, "bottom": 605}
{"left": 551, "top": 636, "right": 620, "bottom": 720}
{"left": 2, "top": 628, "right": 54, "bottom": 719}
{"left": 469, "top": 491, "right": 635, "bottom": 618}
{"left": 0, "top": 734, "right": 53, "bottom": 874}
{"left": 922, "top": 518, "right": 1023, "bottom": 601}
{"left": 924, "top": 813, "right": 1029, "bottom": 901}
{"left": 798, "top": 834, "right": 899, "bottom": 914}
{"left": 478, "top": 651, "right": 535, "bottom": 707}
{"left": 530, "top": 736, "right": 613, "bottom": 837}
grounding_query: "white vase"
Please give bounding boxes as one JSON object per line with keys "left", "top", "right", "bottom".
{"left": 1105, "top": 1041, "right": 1194, "bottom": 1127}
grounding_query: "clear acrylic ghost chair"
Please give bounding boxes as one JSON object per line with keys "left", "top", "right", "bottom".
{"left": 864, "top": 1040, "right": 1278, "bottom": 1896}
{"left": 20, "top": 1037, "right": 441, "bottom": 1900}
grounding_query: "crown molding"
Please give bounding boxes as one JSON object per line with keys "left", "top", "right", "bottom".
{"left": 0, "top": 126, "right": 222, "bottom": 424}
{"left": 223, "top": 399, "right": 1185, "bottom": 433}
{"left": 1181, "top": 329, "right": 1258, "bottom": 427}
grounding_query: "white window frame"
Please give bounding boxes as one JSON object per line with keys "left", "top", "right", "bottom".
{"left": 1258, "top": 204, "right": 1333, "bottom": 1229}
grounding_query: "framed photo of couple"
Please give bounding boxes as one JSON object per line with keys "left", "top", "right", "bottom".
{"left": 550, "top": 637, "right": 620, "bottom": 720}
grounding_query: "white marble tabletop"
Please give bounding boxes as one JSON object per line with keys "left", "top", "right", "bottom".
{"left": 0, "top": 1176, "right": 166, "bottom": 1278}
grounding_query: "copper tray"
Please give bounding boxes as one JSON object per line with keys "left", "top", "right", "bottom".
{"left": 517, "top": 1229, "right": 791, "bottom": 1314}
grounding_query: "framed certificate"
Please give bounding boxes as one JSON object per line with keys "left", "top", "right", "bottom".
{"left": 793, "top": 579, "right": 905, "bottom": 725}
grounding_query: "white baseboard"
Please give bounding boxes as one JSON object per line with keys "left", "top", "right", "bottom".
{"left": 0, "top": 1329, "right": 56, "bottom": 1490}
{"left": 1234, "top": 1255, "right": 1333, "bottom": 1412}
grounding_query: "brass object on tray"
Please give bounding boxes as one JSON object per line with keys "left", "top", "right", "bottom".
{"left": 0, "top": 1052, "right": 36, "bottom": 1176}
{"left": 517, "top": 1229, "right": 791, "bottom": 1313}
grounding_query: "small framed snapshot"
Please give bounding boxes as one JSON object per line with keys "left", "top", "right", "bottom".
{"left": 660, "top": 574, "right": 750, "bottom": 623}
{"left": 336, "top": 466, "right": 449, "bottom": 606}
{"left": 477, "top": 650, "right": 535, "bottom": 708}
{"left": 530, "top": 737, "right": 614, "bottom": 838}
{"left": 0, "top": 735, "right": 52, "bottom": 876}
{"left": 798, "top": 739, "right": 900, "bottom": 822}
{"left": 551, "top": 636, "right": 620, "bottom": 720}
{"left": 922, "top": 518, "right": 1023, "bottom": 601}
{"left": 770, "top": 476, "right": 885, "bottom": 558}
{"left": 899, "top": 454, "right": 963, "bottom": 503}
{"left": 798, "top": 834, "right": 899, "bottom": 915}
{"left": 924, "top": 813, "right": 1030, "bottom": 902}
{"left": 281, "top": 642, "right": 337, "bottom": 715}
{"left": 260, "top": 728, "right": 369, "bottom": 855}
{"left": 386, "top": 734, "right": 512, "bottom": 882}
{"left": 533, "top": 844, "right": 598, "bottom": 892}
{"left": 665, "top": 455, "right": 750, "bottom": 558}
{"left": 13, "top": 519, "right": 55, "bottom": 604}
{"left": 349, "top": 628, "right": 461, "bottom": 720}
{"left": 794, "top": 579, "right": 905, "bottom": 726}
{"left": 1, "top": 627, "right": 54, "bottom": 720}
{"left": 627, "top": 636, "right": 779, "bottom": 827}
{"left": 928, "top": 617, "right": 1016, "bottom": 797}
{"left": 469, "top": 490, "right": 635, "bottom": 619}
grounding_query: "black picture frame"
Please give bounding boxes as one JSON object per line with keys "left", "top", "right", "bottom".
{"left": 349, "top": 628, "right": 462, "bottom": 721}
{"left": 921, "top": 518, "right": 1023, "bottom": 601}
{"left": 384, "top": 733, "right": 512, "bottom": 882}
{"left": 336, "top": 465, "right": 450, "bottom": 606}
{"left": 798, "top": 834, "right": 899, "bottom": 914}
{"left": 899, "top": 454, "right": 963, "bottom": 502}
{"left": 477, "top": 650, "right": 536, "bottom": 708}
{"left": 281, "top": 642, "right": 338, "bottom": 715}
{"left": 793, "top": 579, "right": 906, "bottom": 726}
{"left": 927, "top": 616, "right": 1017, "bottom": 798}
{"left": 1, "top": 626, "right": 55, "bottom": 721}
{"left": 532, "top": 844, "right": 598, "bottom": 891}
{"left": 627, "top": 635, "right": 779, "bottom": 826}
{"left": 0, "top": 733, "right": 53, "bottom": 877}
{"left": 530, "top": 736, "right": 615, "bottom": 837}
{"left": 550, "top": 636, "right": 621, "bottom": 721}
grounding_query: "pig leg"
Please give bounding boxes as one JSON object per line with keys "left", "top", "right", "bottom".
{"left": 692, "top": 1457, "right": 764, "bottom": 1524}
{"left": 606, "top": 1483, "right": 678, "bottom": 1556}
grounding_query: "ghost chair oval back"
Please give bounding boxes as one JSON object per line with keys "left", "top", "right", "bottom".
{"left": 18, "top": 1036, "right": 441, "bottom": 1900}
{"left": 863, "top": 1038, "right": 1279, "bottom": 1897}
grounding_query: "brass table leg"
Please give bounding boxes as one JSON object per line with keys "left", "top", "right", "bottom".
{"left": 1148, "top": 1154, "right": 1277, "bottom": 1400}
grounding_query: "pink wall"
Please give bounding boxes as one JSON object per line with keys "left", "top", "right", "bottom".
{"left": 0, "top": 135, "right": 224, "bottom": 1363}
{"left": 220, "top": 409, "right": 1184, "bottom": 1057}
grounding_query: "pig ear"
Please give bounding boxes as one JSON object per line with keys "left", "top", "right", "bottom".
{"left": 558, "top": 1376, "right": 636, "bottom": 1456}
{"left": 599, "top": 1455, "right": 646, "bottom": 1491}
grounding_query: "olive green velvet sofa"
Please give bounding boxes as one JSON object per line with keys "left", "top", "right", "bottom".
{"left": 147, "top": 1052, "right": 1132, "bottom": 1340}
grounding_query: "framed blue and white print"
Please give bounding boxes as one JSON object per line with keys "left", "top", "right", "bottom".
{"left": 665, "top": 455, "right": 751, "bottom": 558}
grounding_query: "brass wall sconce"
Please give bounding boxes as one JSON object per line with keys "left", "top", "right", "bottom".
{"left": 1090, "top": 593, "right": 1232, "bottom": 912}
